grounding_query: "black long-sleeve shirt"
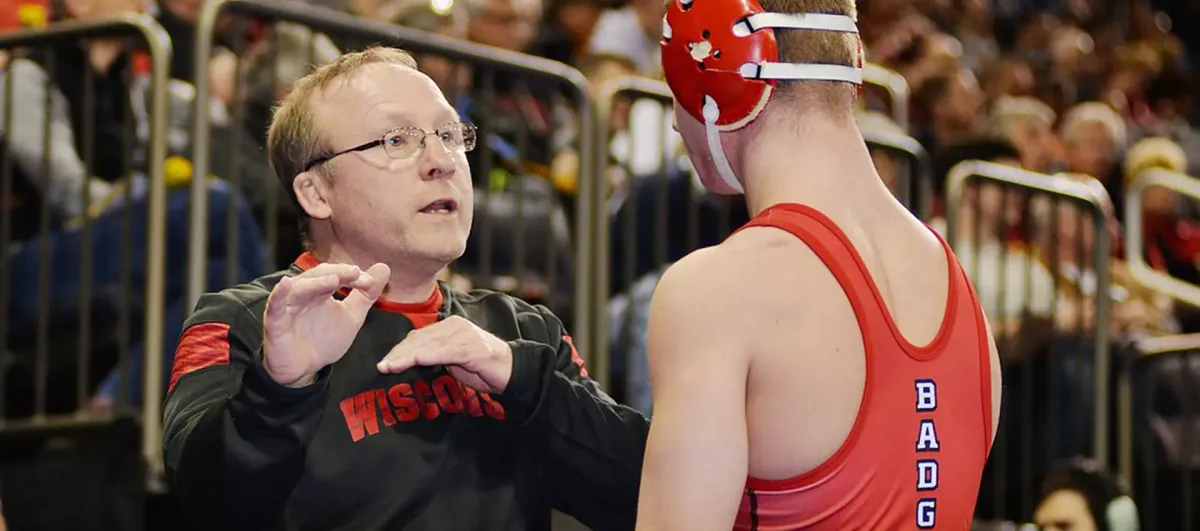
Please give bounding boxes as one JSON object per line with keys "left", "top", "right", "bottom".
{"left": 163, "top": 254, "right": 649, "bottom": 531}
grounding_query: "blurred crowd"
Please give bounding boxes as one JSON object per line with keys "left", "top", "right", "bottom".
{"left": 2, "top": 0, "right": 1200, "bottom": 528}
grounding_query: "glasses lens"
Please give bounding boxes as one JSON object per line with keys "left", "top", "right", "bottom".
{"left": 444, "top": 123, "right": 477, "bottom": 152}
{"left": 383, "top": 129, "right": 423, "bottom": 159}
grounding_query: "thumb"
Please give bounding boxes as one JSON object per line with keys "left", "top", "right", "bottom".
{"left": 343, "top": 262, "right": 390, "bottom": 316}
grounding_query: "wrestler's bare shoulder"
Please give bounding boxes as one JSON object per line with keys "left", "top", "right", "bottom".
{"left": 657, "top": 229, "right": 831, "bottom": 316}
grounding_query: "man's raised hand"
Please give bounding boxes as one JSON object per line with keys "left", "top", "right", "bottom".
{"left": 263, "top": 262, "right": 390, "bottom": 387}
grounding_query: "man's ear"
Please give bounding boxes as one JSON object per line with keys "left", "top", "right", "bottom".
{"left": 293, "top": 170, "right": 333, "bottom": 221}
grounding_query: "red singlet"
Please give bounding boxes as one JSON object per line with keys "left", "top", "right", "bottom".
{"left": 732, "top": 204, "right": 994, "bottom": 530}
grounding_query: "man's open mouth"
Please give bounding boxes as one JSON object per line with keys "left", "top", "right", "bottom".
{"left": 419, "top": 199, "right": 458, "bottom": 214}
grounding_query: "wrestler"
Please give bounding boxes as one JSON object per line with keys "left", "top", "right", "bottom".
{"left": 635, "top": 0, "right": 1002, "bottom": 529}
{"left": 162, "top": 47, "right": 649, "bottom": 531}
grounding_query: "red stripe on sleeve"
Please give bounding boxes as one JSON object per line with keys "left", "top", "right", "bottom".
{"left": 169, "top": 322, "right": 233, "bottom": 393}
{"left": 562, "top": 334, "right": 589, "bottom": 379}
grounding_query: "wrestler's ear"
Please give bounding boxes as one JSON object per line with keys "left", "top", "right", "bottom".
{"left": 293, "top": 170, "right": 332, "bottom": 221}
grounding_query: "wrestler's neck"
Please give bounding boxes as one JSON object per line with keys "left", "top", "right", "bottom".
{"left": 309, "top": 238, "right": 442, "bottom": 303}
{"left": 739, "top": 113, "right": 889, "bottom": 218}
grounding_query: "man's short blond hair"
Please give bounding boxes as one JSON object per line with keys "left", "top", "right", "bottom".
{"left": 756, "top": 0, "right": 859, "bottom": 112}
{"left": 266, "top": 46, "right": 419, "bottom": 194}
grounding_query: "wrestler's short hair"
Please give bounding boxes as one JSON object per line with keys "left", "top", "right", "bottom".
{"left": 266, "top": 46, "right": 418, "bottom": 195}
{"left": 755, "top": 0, "right": 859, "bottom": 111}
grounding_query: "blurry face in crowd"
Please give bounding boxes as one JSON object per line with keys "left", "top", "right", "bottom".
{"left": 1034, "top": 489, "right": 1099, "bottom": 531}
{"left": 965, "top": 156, "right": 1022, "bottom": 232}
{"left": 632, "top": 0, "right": 666, "bottom": 38}
{"left": 1005, "top": 117, "right": 1055, "bottom": 171}
{"left": 985, "top": 61, "right": 1034, "bottom": 103}
{"left": 414, "top": 14, "right": 471, "bottom": 97}
{"left": 301, "top": 63, "right": 474, "bottom": 269}
{"left": 586, "top": 58, "right": 637, "bottom": 130}
{"left": 1144, "top": 184, "right": 1177, "bottom": 217}
{"left": 1065, "top": 122, "right": 1115, "bottom": 179}
{"left": 64, "top": 0, "right": 146, "bottom": 19}
{"left": 960, "top": 0, "right": 990, "bottom": 29}
{"left": 162, "top": 0, "right": 202, "bottom": 23}
{"left": 1015, "top": 12, "right": 1061, "bottom": 54}
{"left": 946, "top": 70, "right": 984, "bottom": 131}
{"left": 468, "top": 0, "right": 542, "bottom": 52}
{"left": 557, "top": 0, "right": 602, "bottom": 42}
{"left": 933, "top": 69, "right": 984, "bottom": 133}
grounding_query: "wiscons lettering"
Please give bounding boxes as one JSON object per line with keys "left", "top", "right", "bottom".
{"left": 340, "top": 374, "right": 506, "bottom": 442}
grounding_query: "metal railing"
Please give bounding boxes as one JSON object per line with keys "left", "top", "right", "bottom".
{"left": 189, "top": 0, "right": 596, "bottom": 355}
{"left": 1121, "top": 168, "right": 1200, "bottom": 530}
{"left": 590, "top": 75, "right": 676, "bottom": 393}
{"left": 1124, "top": 168, "right": 1200, "bottom": 308}
{"left": 861, "top": 126, "right": 931, "bottom": 219}
{"left": 863, "top": 63, "right": 910, "bottom": 131}
{"left": 1123, "top": 333, "right": 1200, "bottom": 531}
{"left": 945, "top": 160, "right": 1113, "bottom": 520}
{"left": 0, "top": 13, "right": 171, "bottom": 489}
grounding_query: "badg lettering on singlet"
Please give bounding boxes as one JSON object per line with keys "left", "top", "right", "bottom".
{"left": 914, "top": 379, "right": 940, "bottom": 529}
{"left": 339, "top": 374, "right": 507, "bottom": 442}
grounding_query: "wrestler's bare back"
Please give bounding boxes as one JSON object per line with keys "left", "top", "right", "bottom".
{"left": 695, "top": 197, "right": 1003, "bottom": 483}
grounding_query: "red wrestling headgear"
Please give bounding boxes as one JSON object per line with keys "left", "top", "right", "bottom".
{"left": 661, "top": 0, "right": 862, "bottom": 192}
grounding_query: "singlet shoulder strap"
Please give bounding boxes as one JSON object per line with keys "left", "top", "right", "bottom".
{"left": 734, "top": 203, "right": 961, "bottom": 358}
{"left": 733, "top": 202, "right": 889, "bottom": 328}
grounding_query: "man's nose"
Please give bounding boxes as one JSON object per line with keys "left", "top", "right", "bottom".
{"left": 419, "top": 137, "right": 457, "bottom": 180}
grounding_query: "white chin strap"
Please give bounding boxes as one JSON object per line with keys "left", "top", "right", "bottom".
{"left": 703, "top": 96, "right": 743, "bottom": 193}
{"left": 698, "top": 12, "right": 861, "bottom": 194}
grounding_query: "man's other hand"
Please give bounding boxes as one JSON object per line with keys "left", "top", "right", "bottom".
{"left": 377, "top": 316, "right": 513, "bottom": 393}
{"left": 263, "top": 262, "right": 390, "bottom": 387}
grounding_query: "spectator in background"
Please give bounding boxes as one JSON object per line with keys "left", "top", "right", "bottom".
{"left": 986, "top": 95, "right": 1062, "bottom": 172}
{"left": 39, "top": 0, "right": 148, "bottom": 183}
{"left": 930, "top": 136, "right": 1055, "bottom": 339}
{"left": 1033, "top": 459, "right": 1140, "bottom": 531}
{"left": 952, "top": 0, "right": 999, "bottom": 71}
{"left": 467, "top": 0, "right": 542, "bottom": 53}
{"left": 896, "top": 32, "right": 965, "bottom": 91}
{"left": 914, "top": 67, "right": 985, "bottom": 158}
{"left": 1125, "top": 136, "right": 1200, "bottom": 332}
{"left": 378, "top": 0, "right": 470, "bottom": 103}
{"left": 586, "top": 0, "right": 665, "bottom": 77}
{"left": 1140, "top": 70, "right": 1200, "bottom": 176}
{"left": 0, "top": 0, "right": 267, "bottom": 414}
{"left": 1102, "top": 44, "right": 1161, "bottom": 121}
{"left": 979, "top": 56, "right": 1035, "bottom": 105}
{"left": 530, "top": 0, "right": 605, "bottom": 66}
{"left": 1060, "top": 101, "right": 1126, "bottom": 184}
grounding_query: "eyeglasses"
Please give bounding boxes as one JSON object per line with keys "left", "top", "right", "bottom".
{"left": 303, "top": 121, "right": 478, "bottom": 172}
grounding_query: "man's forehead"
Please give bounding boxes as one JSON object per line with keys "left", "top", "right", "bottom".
{"left": 314, "top": 62, "right": 455, "bottom": 122}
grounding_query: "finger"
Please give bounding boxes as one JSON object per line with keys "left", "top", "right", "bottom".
{"left": 285, "top": 274, "right": 343, "bottom": 307}
{"left": 264, "top": 276, "right": 295, "bottom": 334}
{"left": 347, "top": 263, "right": 390, "bottom": 292}
{"left": 377, "top": 343, "right": 421, "bottom": 374}
{"left": 344, "top": 263, "right": 391, "bottom": 315}
{"left": 377, "top": 340, "right": 453, "bottom": 374}
{"left": 297, "top": 263, "right": 362, "bottom": 283}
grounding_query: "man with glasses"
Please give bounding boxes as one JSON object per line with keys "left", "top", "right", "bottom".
{"left": 162, "top": 46, "right": 649, "bottom": 531}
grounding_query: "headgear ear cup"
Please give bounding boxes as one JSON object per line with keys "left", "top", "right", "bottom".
{"left": 1105, "top": 495, "right": 1139, "bottom": 531}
